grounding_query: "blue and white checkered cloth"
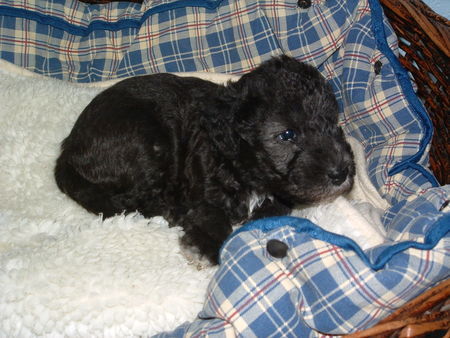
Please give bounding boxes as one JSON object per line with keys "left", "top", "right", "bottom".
{"left": 0, "top": 0, "right": 448, "bottom": 336}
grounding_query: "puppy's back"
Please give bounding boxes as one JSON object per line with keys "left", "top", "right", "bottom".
{"left": 55, "top": 73, "right": 219, "bottom": 217}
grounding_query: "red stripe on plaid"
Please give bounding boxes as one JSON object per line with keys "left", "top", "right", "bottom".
{"left": 260, "top": 3, "right": 298, "bottom": 10}
{"left": 314, "top": 6, "right": 338, "bottom": 52}
{"left": 232, "top": 1, "right": 256, "bottom": 70}
{"left": 290, "top": 247, "right": 338, "bottom": 273}
{"left": 385, "top": 177, "right": 420, "bottom": 196}
{"left": 297, "top": 32, "right": 347, "bottom": 63}
{"left": 227, "top": 270, "right": 289, "bottom": 321}
{"left": 22, "top": 17, "right": 29, "bottom": 69}
{"left": 0, "top": 37, "right": 131, "bottom": 54}
{"left": 357, "top": 2, "right": 371, "bottom": 19}
{"left": 268, "top": 0, "right": 281, "bottom": 37}
{"left": 0, "top": 1, "right": 146, "bottom": 27}
{"left": 341, "top": 93, "right": 404, "bottom": 124}
{"left": 194, "top": 7, "right": 209, "bottom": 72}
{"left": 109, "top": 31, "right": 121, "bottom": 76}
{"left": 0, "top": 2, "right": 66, "bottom": 21}
{"left": 369, "top": 82, "right": 397, "bottom": 137}
{"left": 345, "top": 53, "right": 371, "bottom": 62}
{"left": 135, "top": 22, "right": 211, "bottom": 41}
{"left": 381, "top": 250, "right": 433, "bottom": 314}
{"left": 207, "top": 281, "right": 227, "bottom": 321}
{"left": 10, "top": 3, "right": 86, "bottom": 26}
{"left": 140, "top": 18, "right": 159, "bottom": 73}
{"left": 333, "top": 246, "right": 396, "bottom": 310}
{"left": 214, "top": 3, "right": 259, "bottom": 25}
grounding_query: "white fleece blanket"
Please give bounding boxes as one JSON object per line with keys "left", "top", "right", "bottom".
{"left": 0, "top": 60, "right": 388, "bottom": 337}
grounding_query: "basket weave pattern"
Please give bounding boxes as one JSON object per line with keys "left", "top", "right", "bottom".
{"left": 380, "top": 0, "right": 449, "bottom": 185}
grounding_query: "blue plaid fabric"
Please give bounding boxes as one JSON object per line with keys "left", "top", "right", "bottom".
{"left": 0, "top": 0, "right": 448, "bottom": 336}
{"left": 158, "top": 211, "right": 449, "bottom": 337}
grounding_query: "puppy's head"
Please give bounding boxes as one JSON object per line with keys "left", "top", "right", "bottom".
{"left": 213, "top": 55, "right": 355, "bottom": 204}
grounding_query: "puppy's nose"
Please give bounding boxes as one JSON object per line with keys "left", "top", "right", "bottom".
{"left": 328, "top": 167, "right": 349, "bottom": 186}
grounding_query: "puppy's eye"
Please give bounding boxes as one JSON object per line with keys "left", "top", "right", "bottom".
{"left": 278, "top": 129, "right": 296, "bottom": 142}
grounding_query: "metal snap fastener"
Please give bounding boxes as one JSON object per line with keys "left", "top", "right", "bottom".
{"left": 267, "top": 239, "right": 289, "bottom": 258}
{"left": 297, "top": 0, "right": 312, "bottom": 9}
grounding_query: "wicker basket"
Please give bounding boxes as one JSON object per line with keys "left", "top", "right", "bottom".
{"left": 380, "top": 0, "right": 449, "bottom": 186}
{"left": 346, "top": 278, "right": 450, "bottom": 337}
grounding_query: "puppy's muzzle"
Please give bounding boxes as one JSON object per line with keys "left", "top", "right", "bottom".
{"left": 328, "top": 166, "right": 350, "bottom": 186}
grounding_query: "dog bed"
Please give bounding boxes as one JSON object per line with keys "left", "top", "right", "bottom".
{"left": 0, "top": 58, "right": 391, "bottom": 336}
{"left": 0, "top": 0, "right": 448, "bottom": 336}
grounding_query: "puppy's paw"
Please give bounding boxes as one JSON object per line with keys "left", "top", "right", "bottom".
{"left": 179, "top": 205, "right": 233, "bottom": 265}
{"left": 178, "top": 242, "right": 213, "bottom": 270}
{"left": 180, "top": 229, "right": 224, "bottom": 265}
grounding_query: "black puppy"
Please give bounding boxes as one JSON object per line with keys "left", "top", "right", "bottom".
{"left": 55, "top": 55, "right": 355, "bottom": 264}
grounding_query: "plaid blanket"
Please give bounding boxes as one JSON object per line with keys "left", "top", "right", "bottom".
{"left": 0, "top": 0, "right": 448, "bottom": 336}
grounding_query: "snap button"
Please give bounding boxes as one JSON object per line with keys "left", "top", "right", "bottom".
{"left": 297, "top": 0, "right": 312, "bottom": 9}
{"left": 374, "top": 60, "right": 383, "bottom": 75}
{"left": 267, "top": 239, "right": 289, "bottom": 258}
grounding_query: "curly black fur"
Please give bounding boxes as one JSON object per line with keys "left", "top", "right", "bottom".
{"left": 55, "top": 55, "right": 355, "bottom": 264}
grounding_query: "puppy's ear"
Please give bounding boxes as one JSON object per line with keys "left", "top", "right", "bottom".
{"left": 200, "top": 74, "right": 264, "bottom": 158}
{"left": 199, "top": 91, "right": 241, "bottom": 159}
{"left": 224, "top": 74, "right": 266, "bottom": 142}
